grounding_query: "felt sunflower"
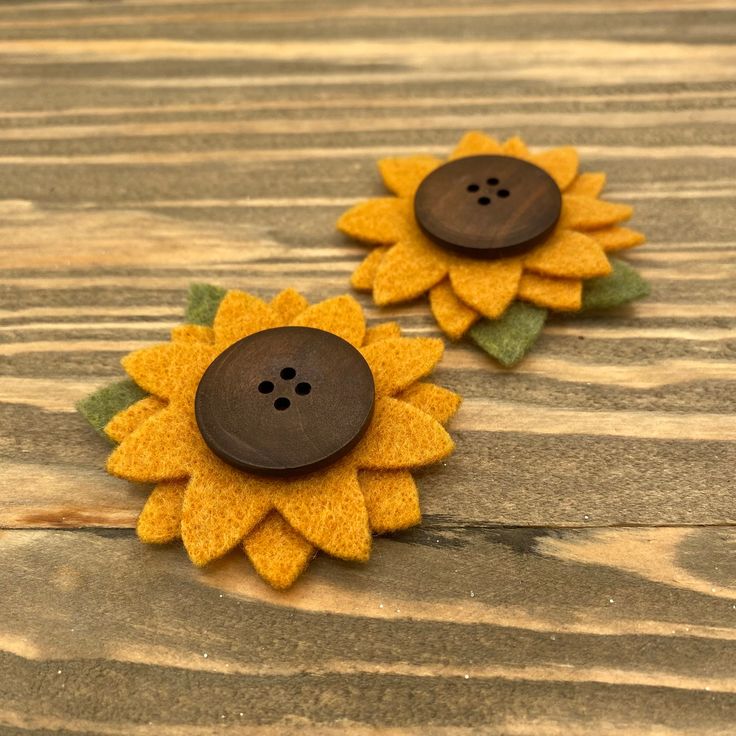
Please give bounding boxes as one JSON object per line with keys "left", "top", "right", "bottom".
{"left": 338, "top": 131, "right": 649, "bottom": 366}
{"left": 78, "top": 286, "right": 460, "bottom": 589}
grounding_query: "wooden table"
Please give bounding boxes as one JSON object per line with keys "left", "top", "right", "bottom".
{"left": 2, "top": 1, "right": 735, "bottom": 733}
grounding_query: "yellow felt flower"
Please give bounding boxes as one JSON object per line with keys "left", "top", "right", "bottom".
{"left": 103, "top": 289, "right": 460, "bottom": 589}
{"left": 338, "top": 132, "right": 646, "bottom": 340}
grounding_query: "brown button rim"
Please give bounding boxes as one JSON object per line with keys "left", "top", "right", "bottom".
{"left": 194, "top": 326, "right": 375, "bottom": 477}
{"left": 413, "top": 154, "right": 562, "bottom": 260}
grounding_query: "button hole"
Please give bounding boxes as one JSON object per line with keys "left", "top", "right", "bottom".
{"left": 295, "top": 382, "right": 311, "bottom": 396}
{"left": 258, "top": 380, "right": 274, "bottom": 394}
{"left": 274, "top": 397, "right": 291, "bottom": 410}
{"left": 280, "top": 367, "right": 296, "bottom": 380}
{"left": 467, "top": 183, "right": 479, "bottom": 192}
{"left": 497, "top": 189, "right": 510, "bottom": 198}
{"left": 477, "top": 196, "right": 491, "bottom": 206}
{"left": 487, "top": 177, "right": 499, "bottom": 186}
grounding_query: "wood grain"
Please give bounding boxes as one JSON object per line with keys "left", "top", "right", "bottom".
{"left": 0, "top": 0, "right": 735, "bottom": 733}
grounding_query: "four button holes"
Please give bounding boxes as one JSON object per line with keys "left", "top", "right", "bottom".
{"left": 467, "top": 176, "right": 510, "bottom": 206}
{"left": 258, "top": 367, "right": 312, "bottom": 410}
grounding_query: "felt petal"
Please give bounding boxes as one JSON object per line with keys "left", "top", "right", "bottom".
{"left": 566, "top": 172, "right": 606, "bottom": 198}
{"left": 361, "top": 337, "right": 444, "bottom": 396}
{"left": 291, "top": 294, "right": 365, "bottom": 348}
{"left": 518, "top": 272, "right": 582, "bottom": 312}
{"left": 582, "top": 258, "right": 650, "bottom": 310}
{"left": 449, "top": 258, "right": 523, "bottom": 319}
{"left": 77, "top": 379, "right": 147, "bottom": 436}
{"left": 106, "top": 407, "right": 204, "bottom": 482}
{"left": 351, "top": 247, "right": 388, "bottom": 292}
{"left": 364, "top": 321, "right": 401, "bottom": 345}
{"left": 469, "top": 303, "right": 548, "bottom": 368}
{"left": 378, "top": 155, "right": 442, "bottom": 198}
{"left": 122, "top": 342, "right": 215, "bottom": 405}
{"left": 429, "top": 279, "right": 480, "bottom": 340}
{"left": 449, "top": 131, "right": 502, "bottom": 160}
{"left": 186, "top": 283, "right": 226, "bottom": 327}
{"left": 359, "top": 470, "right": 421, "bottom": 534}
{"left": 272, "top": 464, "right": 370, "bottom": 562}
{"left": 353, "top": 396, "right": 454, "bottom": 469}
{"left": 529, "top": 147, "right": 579, "bottom": 190}
{"left": 397, "top": 382, "right": 461, "bottom": 425}
{"left": 137, "top": 480, "right": 186, "bottom": 544}
{"left": 213, "top": 290, "right": 280, "bottom": 349}
{"left": 524, "top": 229, "right": 612, "bottom": 279}
{"left": 561, "top": 195, "right": 632, "bottom": 230}
{"left": 373, "top": 237, "right": 449, "bottom": 306}
{"left": 171, "top": 324, "right": 215, "bottom": 344}
{"left": 104, "top": 395, "right": 167, "bottom": 444}
{"left": 502, "top": 136, "right": 530, "bottom": 157}
{"left": 181, "top": 463, "right": 271, "bottom": 566}
{"left": 589, "top": 226, "right": 646, "bottom": 253}
{"left": 243, "top": 512, "right": 315, "bottom": 590}
{"left": 337, "top": 198, "right": 408, "bottom": 244}
{"left": 271, "top": 288, "right": 309, "bottom": 322}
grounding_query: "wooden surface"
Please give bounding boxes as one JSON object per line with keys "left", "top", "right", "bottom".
{"left": 1, "top": 1, "right": 735, "bottom": 733}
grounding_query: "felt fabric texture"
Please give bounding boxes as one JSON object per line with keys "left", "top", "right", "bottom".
{"left": 186, "top": 282, "right": 226, "bottom": 326}
{"left": 337, "top": 130, "right": 649, "bottom": 365}
{"left": 84, "top": 287, "right": 460, "bottom": 589}
{"left": 469, "top": 303, "right": 548, "bottom": 368}
{"left": 243, "top": 512, "right": 316, "bottom": 590}
{"left": 76, "top": 379, "right": 147, "bottom": 437}
{"left": 582, "top": 257, "right": 651, "bottom": 310}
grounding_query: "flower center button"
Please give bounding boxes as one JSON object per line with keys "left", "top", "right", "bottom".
{"left": 195, "top": 326, "right": 375, "bottom": 476}
{"left": 414, "top": 154, "right": 562, "bottom": 259}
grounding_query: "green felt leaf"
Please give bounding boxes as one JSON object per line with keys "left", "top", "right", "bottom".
{"left": 186, "top": 282, "right": 227, "bottom": 326}
{"left": 469, "top": 302, "right": 548, "bottom": 368}
{"left": 582, "top": 258, "right": 650, "bottom": 311}
{"left": 76, "top": 379, "right": 147, "bottom": 437}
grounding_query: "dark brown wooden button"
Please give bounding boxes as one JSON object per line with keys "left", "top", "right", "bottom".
{"left": 195, "top": 326, "right": 375, "bottom": 476}
{"left": 414, "top": 155, "right": 561, "bottom": 259}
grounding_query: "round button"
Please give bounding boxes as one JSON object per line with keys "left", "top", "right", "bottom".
{"left": 195, "top": 327, "right": 375, "bottom": 476}
{"left": 414, "top": 155, "right": 562, "bottom": 259}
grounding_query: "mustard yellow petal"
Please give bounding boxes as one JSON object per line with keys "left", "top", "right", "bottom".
{"left": 351, "top": 247, "right": 388, "bottom": 292}
{"left": 181, "top": 462, "right": 271, "bottom": 566}
{"left": 337, "top": 198, "right": 409, "bottom": 244}
{"left": 213, "top": 290, "right": 281, "bottom": 350}
{"left": 291, "top": 294, "right": 365, "bottom": 348}
{"left": 361, "top": 337, "right": 444, "bottom": 396}
{"left": 449, "top": 131, "right": 502, "bottom": 160}
{"left": 518, "top": 272, "right": 582, "bottom": 311}
{"left": 353, "top": 397, "right": 454, "bottom": 469}
{"left": 589, "top": 226, "right": 646, "bottom": 253}
{"left": 502, "top": 136, "right": 530, "bottom": 157}
{"left": 243, "top": 512, "right": 315, "bottom": 590}
{"left": 271, "top": 464, "right": 370, "bottom": 562}
{"left": 429, "top": 279, "right": 480, "bottom": 340}
{"left": 560, "top": 195, "right": 633, "bottom": 230}
{"left": 104, "top": 395, "right": 166, "bottom": 444}
{"left": 449, "top": 258, "right": 523, "bottom": 319}
{"left": 122, "top": 342, "right": 215, "bottom": 404}
{"left": 397, "top": 382, "right": 461, "bottom": 425}
{"left": 373, "top": 237, "right": 448, "bottom": 306}
{"left": 359, "top": 470, "right": 421, "bottom": 534}
{"left": 378, "top": 155, "right": 442, "bottom": 198}
{"left": 364, "top": 321, "right": 401, "bottom": 345}
{"left": 171, "top": 324, "right": 215, "bottom": 344}
{"left": 106, "top": 407, "right": 204, "bottom": 483}
{"left": 271, "top": 288, "right": 309, "bottom": 322}
{"left": 566, "top": 172, "right": 606, "bottom": 198}
{"left": 137, "top": 480, "right": 186, "bottom": 544}
{"left": 525, "top": 229, "right": 612, "bottom": 279}
{"left": 529, "top": 147, "right": 579, "bottom": 190}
